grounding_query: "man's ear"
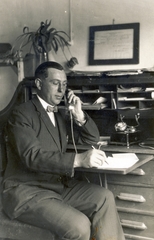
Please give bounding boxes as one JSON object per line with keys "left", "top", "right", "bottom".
{"left": 35, "top": 78, "right": 42, "bottom": 90}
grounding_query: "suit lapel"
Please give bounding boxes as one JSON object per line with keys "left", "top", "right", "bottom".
{"left": 32, "top": 96, "right": 61, "bottom": 151}
{"left": 55, "top": 111, "right": 67, "bottom": 152}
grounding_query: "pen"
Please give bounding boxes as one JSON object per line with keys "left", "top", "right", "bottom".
{"left": 91, "top": 146, "right": 109, "bottom": 165}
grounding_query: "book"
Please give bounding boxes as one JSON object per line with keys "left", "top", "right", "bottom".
{"left": 97, "top": 153, "right": 139, "bottom": 170}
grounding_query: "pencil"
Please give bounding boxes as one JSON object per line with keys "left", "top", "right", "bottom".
{"left": 91, "top": 145, "right": 109, "bottom": 165}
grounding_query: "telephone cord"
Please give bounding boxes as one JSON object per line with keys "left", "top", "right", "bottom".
{"left": 69, "top": 111, "right": 78, "bottom": 154}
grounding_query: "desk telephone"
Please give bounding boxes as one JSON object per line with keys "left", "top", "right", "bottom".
{"left": 110, "top": 113, "right": 142, "bottom": 147}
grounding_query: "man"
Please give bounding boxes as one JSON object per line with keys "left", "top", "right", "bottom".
{"left": 2, "top": 61, "right": 125, "bottom": 240}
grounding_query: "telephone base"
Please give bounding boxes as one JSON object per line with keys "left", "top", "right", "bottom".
{"left": 110, "top": 130, "right": 142, "bottom": 147}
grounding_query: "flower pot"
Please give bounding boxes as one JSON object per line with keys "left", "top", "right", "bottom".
{"left": 24, "top": 53, "right": 46, "bottom": 77}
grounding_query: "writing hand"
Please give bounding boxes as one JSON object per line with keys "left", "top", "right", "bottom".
{"left": 74, "top": 149, "right": 107, "bottom": 168}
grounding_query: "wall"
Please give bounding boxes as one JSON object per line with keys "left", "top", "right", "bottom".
{"left": 0, "top": 0, "right": 154, "bottom": 109}
{"left": 72, "top": 0, "right": 154, "bottom": 71}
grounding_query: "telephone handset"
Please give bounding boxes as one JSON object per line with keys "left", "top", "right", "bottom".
{"left": 64, "top": 88, "right": 74, "bottom": 111}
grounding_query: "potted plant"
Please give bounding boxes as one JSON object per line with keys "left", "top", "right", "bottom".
{"left": 2, "top": 19, "right": 78, "bottom": 76}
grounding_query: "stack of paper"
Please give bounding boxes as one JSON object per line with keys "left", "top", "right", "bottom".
{"left": 98, "top": 153, "right": 139, "bottom": 169}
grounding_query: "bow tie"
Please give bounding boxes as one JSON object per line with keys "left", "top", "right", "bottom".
{"left": 46, "top": 105, "right": 58, "bottom": 113}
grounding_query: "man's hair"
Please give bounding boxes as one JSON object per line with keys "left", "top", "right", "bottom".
{"left": 35, "top": 61, "right": 64, "bottom": 79}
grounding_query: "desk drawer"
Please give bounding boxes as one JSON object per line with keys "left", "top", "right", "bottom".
{"left": 119, "top": 212, "right": 154, "bottom": 239}
{"left": 107, "top": 159, "right": 154, "bottom": 185}
{"left": 108, "top": 184, "right": 154, "bottom": 213}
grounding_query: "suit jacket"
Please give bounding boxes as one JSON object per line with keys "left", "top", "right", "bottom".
{"left": 2, "top": 96, "right": 99, "bottom": 218}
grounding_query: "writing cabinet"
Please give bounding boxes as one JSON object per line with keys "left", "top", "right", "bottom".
{"left": 66, "top": 72, "right": 154, "bottom": 137}
{"left": 66, "top": 72, "right": 154, "bottom": 239}
{"left": 67, "top": 72, "right": 154, "bottom": 112}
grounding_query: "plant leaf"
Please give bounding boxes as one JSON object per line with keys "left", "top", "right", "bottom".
{"left": 50, "top": 38, "right": 58, "bottom": 53}
{"left": 56, "top": 30, "right": 70, "bottom": 39}
{"left": 23, "top": 26, "right": 29, "bottom": 33}
{"left": 40, "top": 35, "right": 48, "bottom": 52}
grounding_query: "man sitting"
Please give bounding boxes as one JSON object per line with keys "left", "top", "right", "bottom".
{"left": 2, "top": 61, "right": 125, "bottom": 240}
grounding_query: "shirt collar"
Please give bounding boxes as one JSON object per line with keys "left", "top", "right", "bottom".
{"left": 37, "top": 95, "right": 55, "bottom": 111}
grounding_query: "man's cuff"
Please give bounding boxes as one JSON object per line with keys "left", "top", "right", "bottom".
{"left": 73, "top": 113, "right": 87, "bottom": 126}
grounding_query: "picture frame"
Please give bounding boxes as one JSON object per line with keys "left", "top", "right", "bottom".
{"left": 88, "top": 22, "right": 140, "bottom": 65}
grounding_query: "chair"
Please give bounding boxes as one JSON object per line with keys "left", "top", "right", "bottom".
{"left": 0, "top": 81, "right": 57, "bottom": 240}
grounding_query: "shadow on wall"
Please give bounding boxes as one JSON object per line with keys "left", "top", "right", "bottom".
{"left": 0, "top": 67, "right": 18, "bottom": 111}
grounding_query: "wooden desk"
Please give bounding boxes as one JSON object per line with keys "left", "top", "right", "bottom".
{"left": 68, "top": 143, "right": 154, "bottom": 187}
{"left": 67, "top": 144, "right": 154, "bottom": 239}
{"left": 75, "top": 154, "right": 153, "bottom": 189}
{"left": 75, "top": 154, "right": 153, "bottom": 175}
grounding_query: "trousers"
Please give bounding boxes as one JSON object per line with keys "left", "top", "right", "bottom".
{"left": 16, "top": 180, "right": 125, "bottom": 240}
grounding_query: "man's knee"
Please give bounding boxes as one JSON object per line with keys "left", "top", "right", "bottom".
{"left": 65, "top": 214, "right": 91, "bottom": 240}
{"left": 100, "top": 188, "right": 116, "bottom": 206}
{"left": 104, "top": 188, "right": 115, "bottom": 203}
{"left": 91, "top": 186, "right": 116, "bottom": 212}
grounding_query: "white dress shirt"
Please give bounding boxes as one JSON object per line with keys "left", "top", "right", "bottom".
{"left": 37, "top": 95, "right": 56, "bottom": 126}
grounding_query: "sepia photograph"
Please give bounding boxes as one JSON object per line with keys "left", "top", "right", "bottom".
{"left": 0, "top": 1, "right": 154, "bottom": 239}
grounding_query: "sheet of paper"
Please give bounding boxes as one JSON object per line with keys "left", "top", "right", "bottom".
{"left": 97, "top": 153, "right": 139, "bottom": 169}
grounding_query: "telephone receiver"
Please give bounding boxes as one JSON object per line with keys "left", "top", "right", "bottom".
{"left": 64, "top": 88, "right": 74, "bottom": 111}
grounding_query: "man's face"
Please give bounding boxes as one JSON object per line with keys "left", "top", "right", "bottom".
{"left": 38, "top": 68, "right": 67, "bottom": 106}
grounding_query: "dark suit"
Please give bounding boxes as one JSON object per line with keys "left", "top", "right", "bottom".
{"left": 2, "top": 96, "right": 125, "bottom": 240}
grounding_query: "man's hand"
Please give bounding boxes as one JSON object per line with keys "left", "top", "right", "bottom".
{"left": 67, "top": 90, "right": 85, "bottom": 122}
{"left": 74, "top": 149, "right": 107, "bottom": 168}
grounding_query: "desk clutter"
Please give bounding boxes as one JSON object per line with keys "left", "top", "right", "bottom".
{"left": 67, "top": 73, "right": 154, "bottom": 112}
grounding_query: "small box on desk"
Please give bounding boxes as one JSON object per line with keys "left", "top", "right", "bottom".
{"left": 110, "top": 130, "right": 142, "bottom": 147}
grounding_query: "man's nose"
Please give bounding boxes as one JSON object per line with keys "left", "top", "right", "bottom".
{"left": 58, "top": 84, "right": 65, "bottom": 92}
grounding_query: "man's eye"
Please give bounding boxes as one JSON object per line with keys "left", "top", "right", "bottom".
{"left": 51, "top": 80, "right": 67, "bottom": 87}
{"left": 63, "top": 83, "right": 67, "bottom": 87}
{"left": 52, "top": 81, "right": 59, "bottom": 85}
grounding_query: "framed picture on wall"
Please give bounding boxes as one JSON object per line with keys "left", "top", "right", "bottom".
{"left": 88, "top": 22, "right": 140, "bottom": 65}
